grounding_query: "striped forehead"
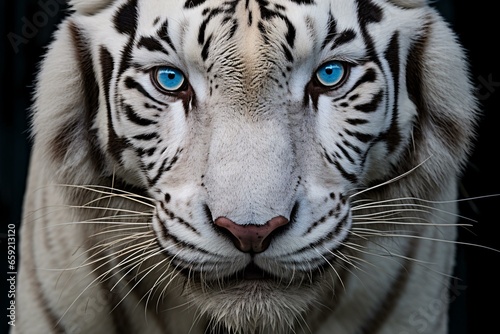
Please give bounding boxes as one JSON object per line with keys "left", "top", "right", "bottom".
{"left": 129, "top": 0, "right": 372, "bottom": 62}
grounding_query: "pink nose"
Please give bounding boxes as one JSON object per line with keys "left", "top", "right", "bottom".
{"left": 214, "top": 216, "right": 289, "bottom": 253}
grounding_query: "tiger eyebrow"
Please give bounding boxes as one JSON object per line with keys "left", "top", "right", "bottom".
{"left": 137, "top": 36, "right": 170, "bottom": 55}
{"left": 331, "top": 29, "right": 357, "bottom": 50}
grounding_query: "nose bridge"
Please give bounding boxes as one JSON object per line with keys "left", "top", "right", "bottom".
{"left": 204, "top": 109, "right": 296, "bottom": 225}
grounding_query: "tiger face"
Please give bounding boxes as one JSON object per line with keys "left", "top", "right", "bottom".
{"left": 28, "top": 0, "right": 478, "bottom": 332}
{"left": 83, "top": 0, "right": 406, "bottom": 289}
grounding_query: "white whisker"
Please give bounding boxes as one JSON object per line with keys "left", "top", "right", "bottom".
{"left": 53, "top": 183, "right": 155, "bottom": 207}
{"left": 349, "top": 156, "right": 432, "bottom": 199}
{"left": 312, "top": 247, "right": 346, "bottom": 291}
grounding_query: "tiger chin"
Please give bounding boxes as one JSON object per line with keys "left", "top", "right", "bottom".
{"left": 15, "top": 0, "right": 479, "bottom": 333}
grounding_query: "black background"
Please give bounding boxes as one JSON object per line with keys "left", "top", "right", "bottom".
{"left": 1, "top": 1, "right": 499, "bottom": 333}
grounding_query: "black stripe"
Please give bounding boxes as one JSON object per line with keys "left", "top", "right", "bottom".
{"left": 322, "top": 146, "right": 334, "bottom": 164}
{"left": 149, "top": 157, "right": 169, "bottom": 186}
{"left": 185, "top": 0, "right": 208, "bottom": 8}
{"left": 282, "top": 42, "right": 294, "bottom": 62}
{"left": 136, "top": 147, "right": 154, "bottom": 157}
{"left": 100, "top": 46, "right": 114, "bottom": 116}
{"left": 300, "top": 210, "right": 350, "bottom": 245}
{"left": 115, "top": 0, "right": 139, "bottom": 79}
{"left": 159, "top": 19, "right": 176, "bottom": 52}
{"left": 334, "top": 68, "right": 377, "bottom": 102}
{"left": 157, "top": 218, "right": 214, "bottom": 257}
{"left": 334, "top": 160, "right": 358, "bottom": 183}
{"left": 144, "top": 102, "right": 164, "bottom": 112}
{"left": 284, "top": 17, "right": 296, "bottom": 48}
{"left": 257, "top": 21, "right": 268, "bottom": 43}
{"left": 137, "top": 36, "right": 168, "bottom": 54}
{"left": 321, "top": 13, "right": 337, "bottom": 49}
{"left": 133, "top": 132, "right": 159, "bottom": 141}
{"left": 331, "top": 29, "right": 356, "bottom": 49}
{"left": 117, "top": 37, "right": 136, "bottom": 78}
{"left": 201, "top": 34, "right": 212, "bottom": 61}
{"left": 100, "top": 46, "right": 129, "bottom": 161}
{"left": 381, "top": 32, "right": 402, "bottom": 153}
{"left": 336, "top": 143, "right": 355, "bottom": 164}
{"left": 342, "top": 139, "right": 362, "bottom": 154}
{"left": 164, "top": 152, "right": 179, "bottom": 172}
{"left": 356, "top": 0, "right": 383, "bottom": 25}
{"left": 124, "top": 77, "right": 168, "bottom": 106}
{"left": 198, "top": 8, "right": 223, "bottom": 45}
{"left": 257, "top": 0, "right": 274, "bottom": 20}
{"left": 123, "top": 103, "right": 158, "bottom": 126}
{"left": 355, "top": 0, "right": 384, "bottom": 73}
{"left": 148, "top": 148, "right": 181, "bottom": 185}
{"left": 322, "top": 146, "right": 358, "bottom": 183}
{"left": 228, "top": 18, "right": 238, "bottom": 39}
{"left": 288, "top": 0, "right": 315, "bottom": 4}
{"left": 346, "top": 118, "right": 369, "bottom": 125}
{"left": 354, "top": 90, "right": 384, "bottom": 113}
{"left": 160, "top": 202, "right": 201, "bottom": 235}
{"left": 257, "top": 1, "right": 296, "bottom": 50}
{"left": 345, "top": 129, "right": 375, "bottom": 143}
{"left": 113, "top": 0, "right": 139, "bottom": 35}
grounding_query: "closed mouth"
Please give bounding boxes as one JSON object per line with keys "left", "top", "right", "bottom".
{"left": 239, "top": 261, "right": 273, "bottom": 280}
{"left": 180, "top": 261, "right": 280, "bottom": 284}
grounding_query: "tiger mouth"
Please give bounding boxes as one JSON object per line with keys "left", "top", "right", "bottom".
{"left": 181, "top": 261, "right": 278, "bottom": 283}
{"left": 238, "top": 261, "right": 274, "bottom": 280}
{"left": 182, "top": 258, "right": 338, "bottom": 286}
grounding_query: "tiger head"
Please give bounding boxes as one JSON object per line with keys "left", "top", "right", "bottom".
{"left": 32, "top": 0, "right": 478, "bottom": 332}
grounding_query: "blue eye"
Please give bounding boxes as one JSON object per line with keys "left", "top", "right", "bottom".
{"left": 154, "top": 67, "right": 185, "bottom": 92}
{"left": 315, "top": 61, "right": 346, "bottom": 87}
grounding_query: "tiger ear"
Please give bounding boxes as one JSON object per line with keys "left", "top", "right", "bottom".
{"left": 69, "top": 0, "right": 115, "bottom": 15}
{"left": 388, "top": 0, "right": 427, "bottom": 8}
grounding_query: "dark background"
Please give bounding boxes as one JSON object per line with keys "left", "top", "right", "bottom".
{"left": 1, "top": 1, "right": 499, "bottom": 333}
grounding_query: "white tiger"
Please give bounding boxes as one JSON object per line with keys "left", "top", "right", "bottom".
{"left": 15, "top": 0, "right": 479, "bottom": 333}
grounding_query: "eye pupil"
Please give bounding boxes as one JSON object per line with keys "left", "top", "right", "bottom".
{"left": 168, "top": 73, "right": 175, "bottom": 80}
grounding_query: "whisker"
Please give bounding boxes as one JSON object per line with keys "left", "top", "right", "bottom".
{"left": 43, "top": 220, "right": 152, "bottom": 229}
{"left": 353, "top": 217, "right": 472, "bottom": 227}
{"left": 349, "top": 157, "right": 432, "bottom": 199}
{"left": 352, "top": 201, "right": 476, "bottom": 223}
{"left": 352, "top": 230, "right": 500, "bottom": 254}
{"left": 312, "top": 247, "right": 346, "bottom": 291}
{"left": 52, "top": 183, "right": 155, "bottom": 207}
{"left": 343, "top": 232, "right": 436, "bottom": 266}
{"left": 110, "top": 249, "right": 174, "bottom": 314}
{"left": 38, "top": 234, "right": 153, "bottom": 272}
{"left": 91, "top": 227, "right": 152, "bottom": 238}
